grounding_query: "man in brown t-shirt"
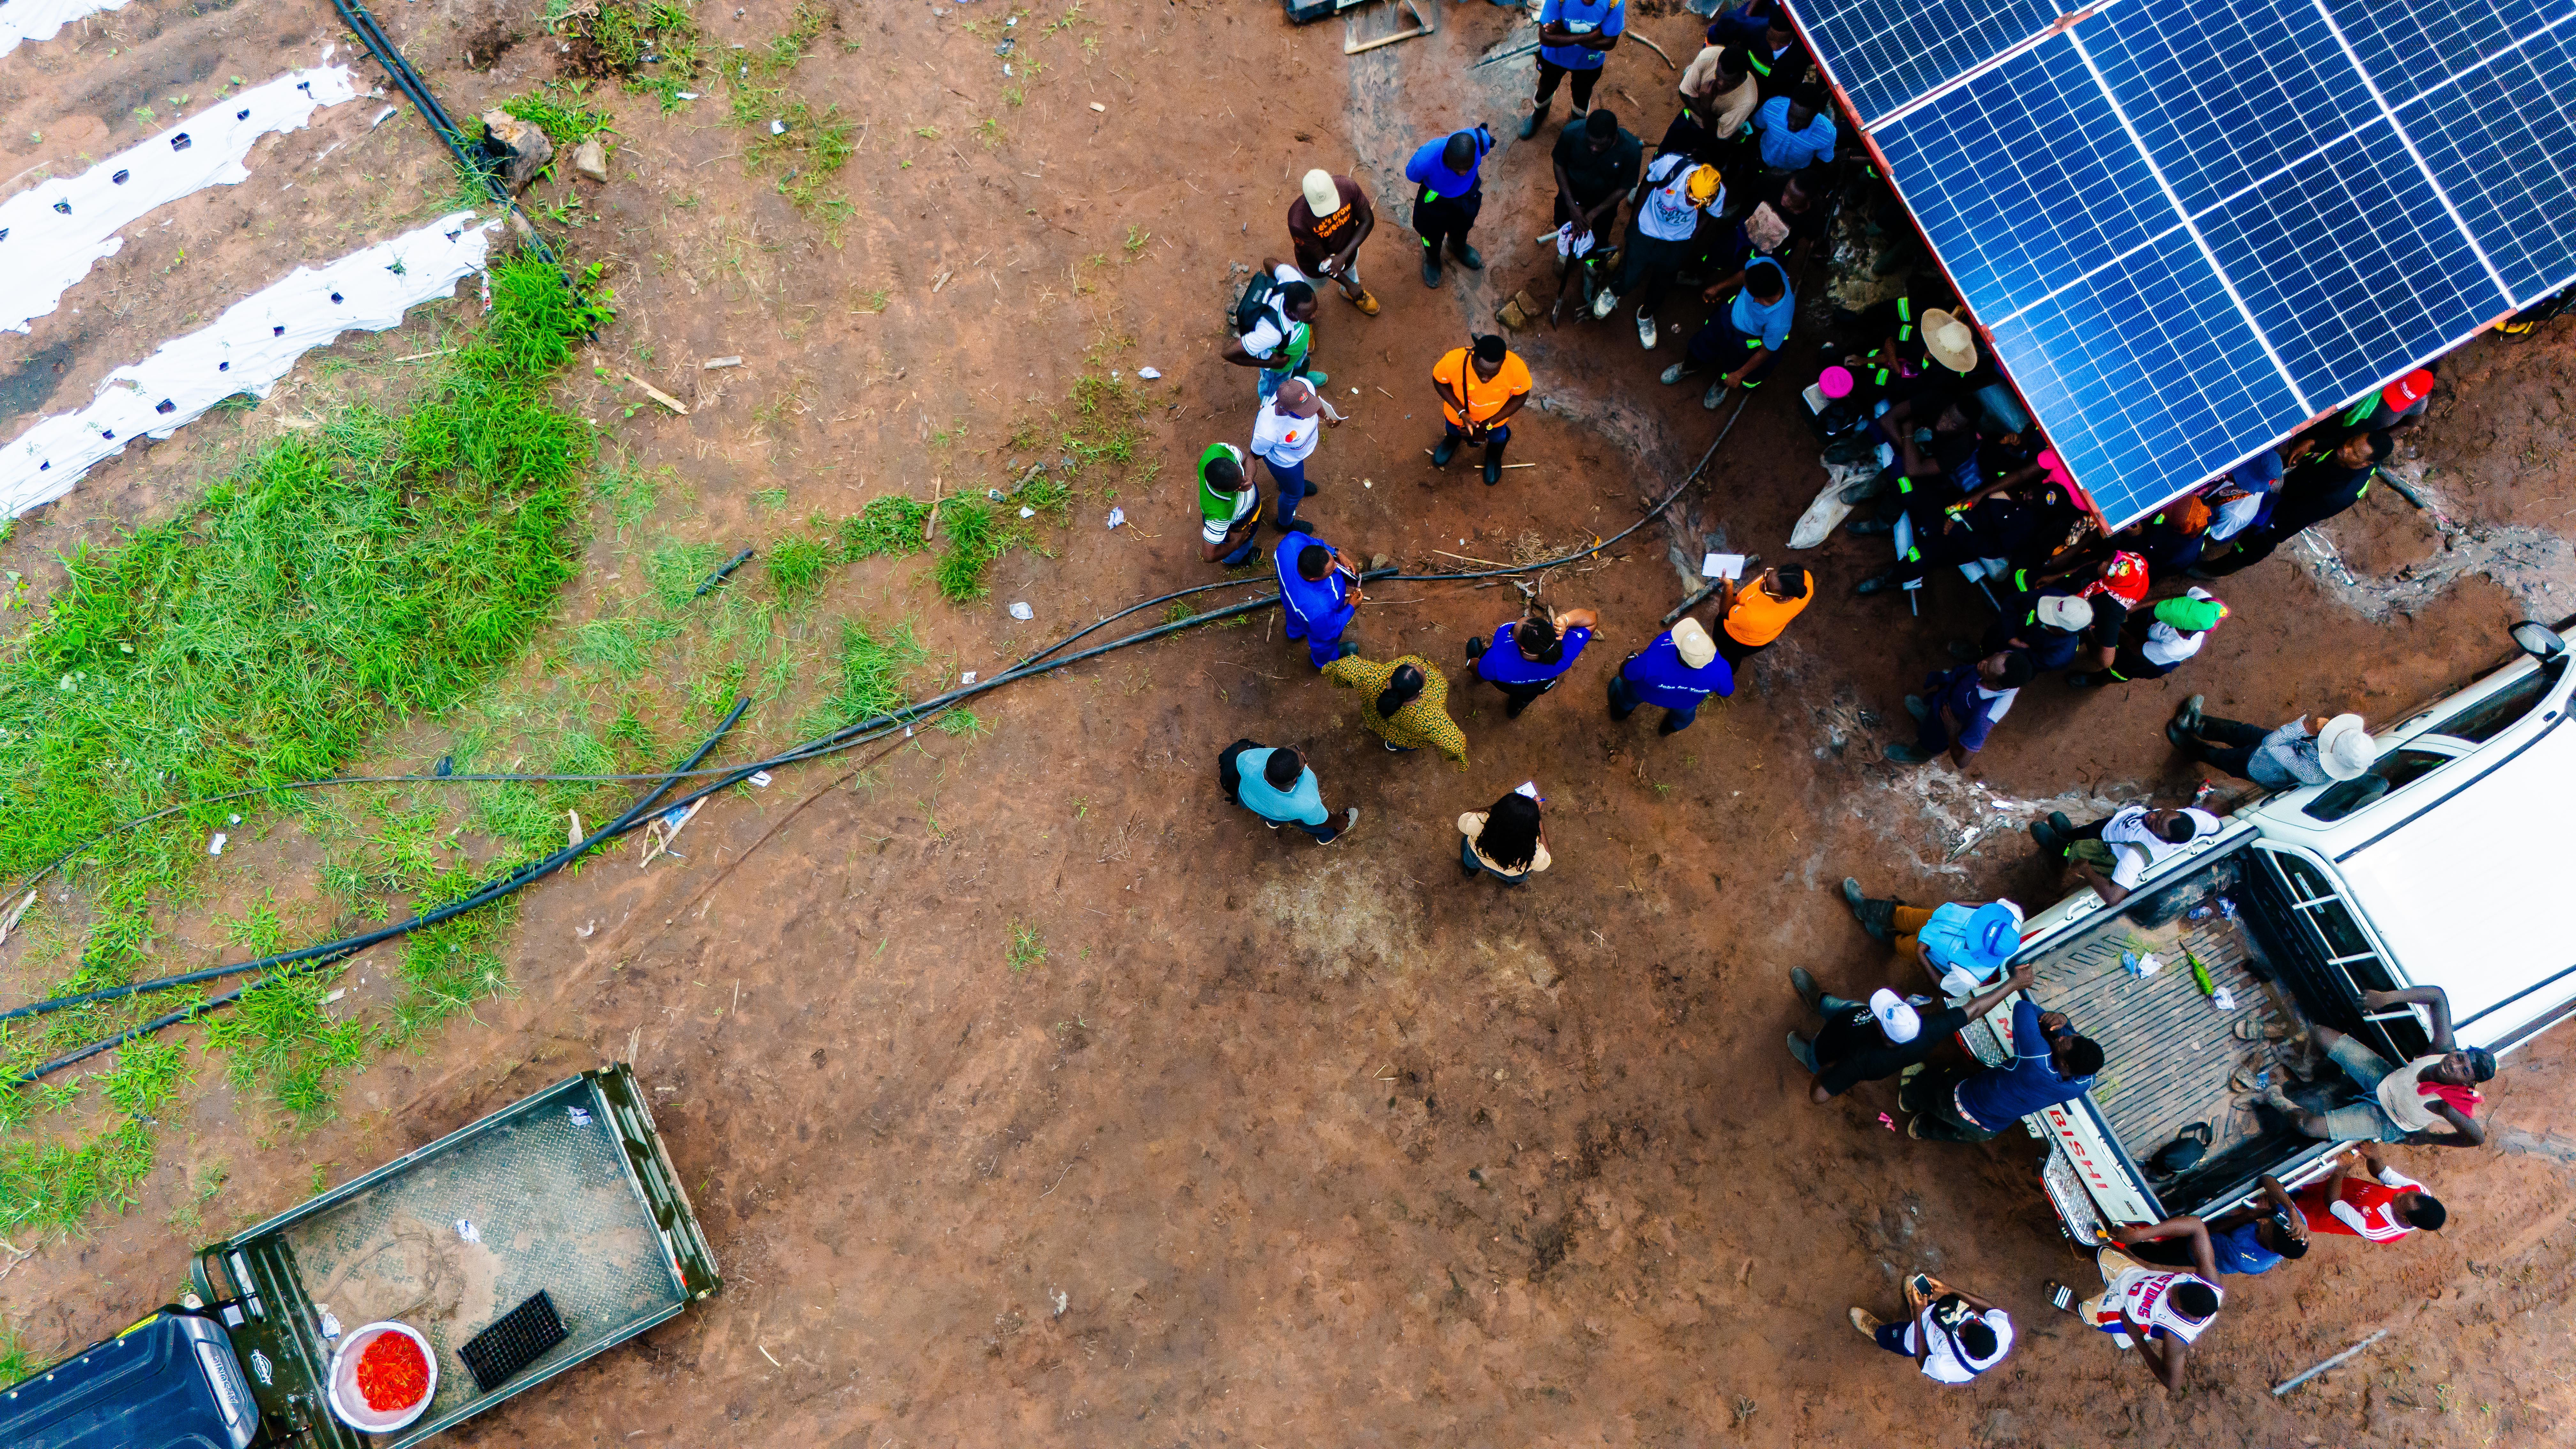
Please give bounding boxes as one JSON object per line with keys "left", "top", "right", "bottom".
{"left": 1289, "top": 168, "right": 1379, "bottom": 316}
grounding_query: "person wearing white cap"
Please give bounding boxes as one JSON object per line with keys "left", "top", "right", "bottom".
{"left": 1977, "top": 589, "right": 2093, "bottom": 671}
{"left": 1287, "top": 168, "right": 1378, "bottom": 316}
{"left": 2166, "top": 700, "right": 2375, "bottom": 790}
{"left": 1606, "top": 616, "right": 1734, "bottom": 735}
{"left": 1787, "top": 963, "right": 2034, "bottom": 1103}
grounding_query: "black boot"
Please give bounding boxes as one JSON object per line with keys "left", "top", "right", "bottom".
{"left": 1450, "top": 239, "right": 1485, "bottom": 270}
{"left": 1432, "top": 435, "right": 1458, "bottom": 467}
{"left": 1841, "top": 876, "right": 1899, "bottom": 943}
{"left": 1482, "top": 438, "right": 1506, "bottom": 486}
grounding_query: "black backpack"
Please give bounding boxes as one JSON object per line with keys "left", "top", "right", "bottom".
{"left": 1232, "top": 272, "right": 1292, "bottom": 338}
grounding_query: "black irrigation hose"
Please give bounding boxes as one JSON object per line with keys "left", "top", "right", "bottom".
{"left": 0, "top": 397, "right": 1749, "bottom": 1071}
{"left": 328, "top": 0, "right": 574, "bottom": 288}
{"left": 0, "top": 699, "right": 747, "bottom": 1070}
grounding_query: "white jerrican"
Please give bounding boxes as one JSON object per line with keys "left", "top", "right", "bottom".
{"left": 0, "top": 211, "right": 501, "bottom": 518}
{"left": 0, "top": 65, "right": 359, "bottom": 334}
{"left": 0, "top": 0, "right": 135, "bottom": 60}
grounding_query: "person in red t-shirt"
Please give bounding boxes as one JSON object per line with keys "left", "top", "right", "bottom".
{"left": 2294, "top": 1145, "right": 2445, "bottom": 1243}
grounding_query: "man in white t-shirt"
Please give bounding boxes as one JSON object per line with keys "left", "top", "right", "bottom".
{"left": 2070, "top": 586, "right": 2227, "bottom": 687}
{"left": 1221, "top": 258, "right": 1325, "bottom": 399}
{"left": 1247, "top": 377, "right": 1341, "bottom": 532}
{"left": 1594, "top": 154, "right": 1722, "bottom": 349}
{"left": 1851, "top": 1272, "right": 2014, "bottom": 1385}
{"left": 2030, "top": 803, "right": 2223, "bottom": 907}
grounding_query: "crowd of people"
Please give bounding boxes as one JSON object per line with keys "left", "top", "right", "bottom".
{"left": 1197, "top": 0, "right": 2488, "bottom": 1392}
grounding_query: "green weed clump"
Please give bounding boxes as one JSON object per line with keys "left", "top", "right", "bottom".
{"left": 806, "top": 620, "right": 926, "bottom": 734}
{"left": 550, "top": 0, "right": 706, "bottom": 110}
{"left": 839, "top": 495, "right": 931, "bottom": 559}
{"left": 933, "top": 499, "right": 1001, "bottom": 602}
{"left": 0, "top": 255, "right": 603, "bottom": 1172}
{"left": 765, "top": 535, "right": 833, "bottom": 597}
{"left": 729, "top": 2, "right": 855, "bottom": 214}
{"left": 501, "top": 85, "right": 614, "bottom": 147}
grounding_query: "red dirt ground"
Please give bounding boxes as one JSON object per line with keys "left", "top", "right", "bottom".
{"left": 9, "top": 4, "right": 2576, "bottom": 1447}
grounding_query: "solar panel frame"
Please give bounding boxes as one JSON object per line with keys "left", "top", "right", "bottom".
{"left": 1790, "top": 0, "right": 2074, "bottom": 127}
{"left": 1798, "top": 0, "right": 2576, "bottom": 526}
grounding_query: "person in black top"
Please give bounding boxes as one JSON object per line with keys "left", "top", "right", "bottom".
{"left": 2195, "top": 431, "right": 2389, "bottom": 577}
{"left": 1788, "top": 963, "right": 2036, "bottom": 1103}
{"left": 1551, "top": 109, "right": 1644, "bottom": 247}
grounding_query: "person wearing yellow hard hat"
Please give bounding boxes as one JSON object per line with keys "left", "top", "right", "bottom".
{"left": 1594, "top": 153, "right": 1725, "bottom": 350}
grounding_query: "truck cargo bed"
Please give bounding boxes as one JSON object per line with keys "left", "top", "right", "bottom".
{"left": 2016, "top": 851, "right": 2326, "bottom": 1216}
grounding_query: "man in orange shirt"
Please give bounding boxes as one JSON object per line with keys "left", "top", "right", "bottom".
{"left": 1430, "top": 334, "right": 1533, "bottom": 486}
{"left": 1712, "top": 564, "right": 1810, "bottom": 669}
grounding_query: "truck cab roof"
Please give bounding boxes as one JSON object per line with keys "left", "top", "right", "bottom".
{"left": 2238, "top": 623, "right": 2576, "bottom": 1054}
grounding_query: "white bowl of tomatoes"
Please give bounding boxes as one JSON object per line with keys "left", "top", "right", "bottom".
{"left": 327, "top": 1320, "right": 438, "bottom": 1432}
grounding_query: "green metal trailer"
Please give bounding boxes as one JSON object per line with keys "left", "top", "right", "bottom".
{"left": 174, "top": 1063, "right": 718, "bottom": 1448}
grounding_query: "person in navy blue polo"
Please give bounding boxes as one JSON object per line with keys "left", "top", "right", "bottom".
{"left": 1606, "top": 617, "right": 1734, "bottom": 735}
{"left": 1274, "top": 532, "right": 1361, "bottom": 669}
{"left": 1468, "top": 606, "right": 1599, "bottom": 717}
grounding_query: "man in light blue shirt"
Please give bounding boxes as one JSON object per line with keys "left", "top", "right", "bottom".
{"left": 1752, "top": 85, "right": 1836, "bottom": 172}
{"left": 1218, "top": 741, "right": 1360, "bottom": 843}
{"left": 1660, "top": 257, "right": 1794, "bottom": 408}
{"left": 1525, "top": 0, "right": 1627, "bottom": 138}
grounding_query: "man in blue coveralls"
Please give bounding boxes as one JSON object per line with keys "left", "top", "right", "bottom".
{"left": 1275, "top": 532, "right": 1362, "bottom": 669}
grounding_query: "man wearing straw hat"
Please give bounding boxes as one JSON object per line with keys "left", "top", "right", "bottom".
{"left": 1288, "top": 167, "right": 1379, "bottom": 316}
{"left": 2165, "top": 704, "right": 2377, "bottom": 790}
{"left": 1918, "top": 307, "right": 1982, "bottom": 381}
{"left": 1606, "top": 617, "right": 1734, "bottom": 735}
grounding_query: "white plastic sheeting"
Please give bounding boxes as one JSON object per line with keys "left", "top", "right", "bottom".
{"left": 0, "top": 65, "right": 359, "bottom": 334}
{"left": 0, "top": 211, "right": 500, "bottom": 518}
{"left": 0, "top": 0, "right": 132, "bottom": 60}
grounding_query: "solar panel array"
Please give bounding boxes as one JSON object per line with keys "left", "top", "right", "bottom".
{"left": 1789, "top": 0, "right": 2576, "bottom": 526}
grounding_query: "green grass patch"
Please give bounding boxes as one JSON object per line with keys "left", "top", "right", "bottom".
{"left": 550, "top": 0, "right": 707, "bottom": 111}
{"left": 764, "top": 535, "right": 833, "bottom": 598}
{"left": 804, "top": 620, "right": 927, "bottom": 734}
{"left": 1007, "top": 922, "right": 1046, "bottom": 972}
{"left": 0, "top": 256, "right": 605, "bottom": 1221}
{"left": 501, "top": 84, "right": 615, "bottom": 147}
{"left": 729, "top": 2, "right": 855, "bottom": 214}
{"left": 840, "top": 495, "right": 932, "bottom": 559}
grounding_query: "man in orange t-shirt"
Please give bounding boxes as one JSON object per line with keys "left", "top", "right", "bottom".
{"left": 1430, "top": 334, "right": 1533, "bottom": 486}
{"left": 1713, "top": 564, "right": 1810, "bottom": 668}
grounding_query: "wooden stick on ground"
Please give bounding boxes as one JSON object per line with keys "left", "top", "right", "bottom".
{"left": 624, "top": 372, "right": 689, "bottom": 415}
{"left": 1631, "top": 34, "right": 1678, "bottom": 70}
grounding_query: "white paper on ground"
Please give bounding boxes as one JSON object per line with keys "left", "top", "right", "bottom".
{"left": 1701, "top": 551, "right": 1746, "bottom": 580}
{"left": 0, "top": 211, "right": 499, "bottom": 518}
{"left": 0, "top": 0, "right": 134, "bottom": 61}
{"left": 0, "top": 65, "right": 359, "bottom": 335}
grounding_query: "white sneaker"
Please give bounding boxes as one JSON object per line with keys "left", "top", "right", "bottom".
{"left": 1659, "top": 362, "right": 1691, "bottom": 385}
{"left": 1636, "top": 310, "right": 1658, "bottom": 349}
{"left": 1318, "top": 806, "right": 1361, "bottom": 843}
{"left": 1590, "top": 288, "right": 1619, "bottom": 321}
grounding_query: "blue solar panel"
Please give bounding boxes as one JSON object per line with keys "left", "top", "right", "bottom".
{"left": 2319, "top": 0, "right": 2562, "bottom": 108}
{"left": 2405, "top": 19, "right": 2576, "bottom": 303}
{"left": 2196, "top": 118, "right": 2510, "bottom": 408}
{"left": 1803, "top": 0, "right": 2576, "bottom": 526}
{"left": 1788, "top": 0, "right": 2064, "bottom": 126}
{"left": 1875, "top": 40, "right": 2173, "bottom": 316}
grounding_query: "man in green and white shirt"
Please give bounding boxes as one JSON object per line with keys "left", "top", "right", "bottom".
{"left": 1198, "top": 442, "right": 1264, "bottom": 566}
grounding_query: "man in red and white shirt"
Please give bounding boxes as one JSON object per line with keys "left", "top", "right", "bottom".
{"left": 2295, "top": 1145, "right": 2445, "bottom": 1242}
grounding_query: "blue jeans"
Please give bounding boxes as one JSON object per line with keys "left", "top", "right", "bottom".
{"left": 1256, "top": 360, "right": 1320, "bottom": 399}
{"left": 2319, "top": 1034, "right": 2413, "bottom": 1142}
{"left": 1443, "top": 420, "right": 1511, "bottom": 449}
{"left": 1608, "top": 672, "right": 1701, "bottom": 732}
{"left": 1292, "top": 816, "right": 1340, "bottom": 843}
{"left": 1262, "top": 452, "right": 1311, "bottom": 529}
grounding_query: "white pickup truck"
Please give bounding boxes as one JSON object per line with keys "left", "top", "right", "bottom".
{"left": 1975, "top": 620, "right": 2573, "bottom": 1237}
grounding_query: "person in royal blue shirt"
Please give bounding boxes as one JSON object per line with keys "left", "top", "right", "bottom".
{"left": 1903, "top": 995, "right": 2105, "bottom": 1143}
{"left": 1468, "top": 606, "right": 1599, "bottom": 717}
{"left": 1404, "top": 125, "right": 1495, "bottom": 288}
{"left": 1606, "top": 617, "right": 1734, "bottom": 735}
{"left": 1524, "top": 0, "right": 1627, "bottom": 139}
{"left": 1274, "top": 533, "right": 1361, "bottom": 669}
